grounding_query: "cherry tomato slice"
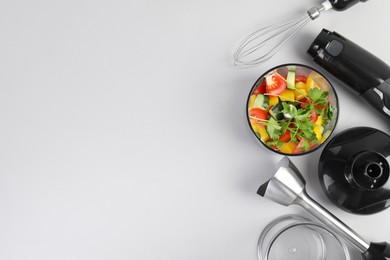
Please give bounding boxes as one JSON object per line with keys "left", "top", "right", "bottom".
{"left": 300, "top": 97, "right": 310, "bottom": 108}
{"left": 293, "top": 138, "right": 318, "bottom": 154}
{"left": 253, "top": 80, "right": 266, "bottom": 95}
{"left": 300, "top": 97, "right": 326, "bottom": 110}
{"left": 295, "top": 76, "right": 308, "bottom": 83}
{"left": 279, "top": 129, "right": 291, "bottom": 142}
{"left": 315, "top": 104, "right": 326, "bottom": 109}
{"left": 309, "top": 110, "right": 318, "bottom": 123}
{"left": 249, "top": 108, "right": 267, "bottom": 126}
{"left": 265, "top": 73, "right": 287, "bottom": 95}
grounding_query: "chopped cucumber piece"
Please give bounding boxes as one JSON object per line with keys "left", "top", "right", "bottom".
{"left": 269, "top": 103, "right": 284, "bottom": 120}
{"left": 286, "top": 70, "right": 296, "bottom": 89}
{"left": 287, "top": 65, "right": 296, "bottom": 71}
{"left": 254, "top": 94, "right": 269, "bottom": 110}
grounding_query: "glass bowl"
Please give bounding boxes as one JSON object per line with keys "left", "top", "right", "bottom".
{"left": 246, "top": 64, "right": 338, "bottom": 156}
{"left": 257, "top": 215, "right": 351, "bottom": 260}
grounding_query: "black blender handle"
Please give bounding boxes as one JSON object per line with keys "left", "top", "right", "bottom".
{"left": 363, "top": 242, "right": 390, "bottom": 260}
{"left": 308, "top": 29, "right": 390, "bottom": 123}
{"left": 329, "top": 0, "right": 369, "bottom": 11}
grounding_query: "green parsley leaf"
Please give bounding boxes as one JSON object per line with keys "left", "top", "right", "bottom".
{"left": 302, "top": 139, "right": 310, "bottom": 151}
{"left": 308, "top": 88, "right": 323, "bottom": 102}
{"left": 294, "top": 108, "right": 311, "bottom": 121}
{"left": 266, "top": 140, "right": 283, "bottom": 149}
{"left": 266, "top": 117, "right": 282, "bottom": 140}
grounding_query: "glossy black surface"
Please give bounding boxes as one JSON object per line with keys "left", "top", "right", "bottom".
{"left": 319, "top": 127, "right": 390, "bottom": 214}
{"left": 364, "top": 242, "right": 390, "bottom": 260}
{"left": 308, "top": 29, "right": 390, "bottom": 94}
{"left": 329, "top": 0, "right": 368, "bottom": 11}
{"left": 308, "top": 29, "right": 390, "bottom": 122}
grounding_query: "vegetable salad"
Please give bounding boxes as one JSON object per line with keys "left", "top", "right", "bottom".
{"left": 248, "top": 66, "right": 337, "bottom": 154}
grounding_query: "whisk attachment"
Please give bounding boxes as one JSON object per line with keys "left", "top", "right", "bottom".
{"left": 233, "top": 2, "right": 332, "bottom": 67}
{"left": 308, "top": 6, "right": 325, "bottom": 19}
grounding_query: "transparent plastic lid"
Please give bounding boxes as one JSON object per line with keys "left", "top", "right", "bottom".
{"left": 258, "top": 215, "right": 351, "bottom": 260}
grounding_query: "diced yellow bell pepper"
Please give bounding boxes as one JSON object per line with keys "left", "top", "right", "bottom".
{"left": 295, "top": 82, "right": 307, "bottom": 89}
{"left": 314, "top": 115, "right": 322, "bottom": 126}
{"left": 279, "top": 141, "right": 298, "bottom": 154}
{"left": 294, "top": 89, "right": 308, "bottom": 101}
{"left": 313, "top": 125, "right": 323, "bottom": 140}
{"left": 279, "top": 89, "right": 295, "bottom": 102}
{"left": 251, "top": 123, "right": 269, "bottom": 143}
{"left": 268, "top": 96, "right": 279, "bottom": 107}
{"left": 248, "top": 94, "right": 256, "bottom": 110}
{"left": 250, "top": 123, "right": 258, "bottom": 133}
{"left": 306, "top": 77, "right": 320, "bottom": 90}
{"left": 258, "top": 127, "right": 269, "bottom": 143}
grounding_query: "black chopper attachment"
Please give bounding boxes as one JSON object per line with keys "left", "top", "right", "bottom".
{"left": 319, "top": 127, "right": 390, "bottom": 214}
{"left": 308, "top": 29, "right": 390, "bottom": 122}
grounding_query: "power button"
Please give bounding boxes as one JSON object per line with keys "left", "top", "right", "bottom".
{"left": 326, "top": 40, "right": 344, "bottom": 57}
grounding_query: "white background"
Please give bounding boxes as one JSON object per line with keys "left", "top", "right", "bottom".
{"left": 1, "top": 0, "right": 390, "bottom": 259}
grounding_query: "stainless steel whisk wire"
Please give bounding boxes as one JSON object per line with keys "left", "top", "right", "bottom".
{"left": 234, "top": 14, "right": 311, "bottom": 67}
{"left": 233, "top": 2, "right": 331, "bottom": 67}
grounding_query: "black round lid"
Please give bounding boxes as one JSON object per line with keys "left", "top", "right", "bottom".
{"left": 319, "top": 127, "right": 390, "bottom": 214}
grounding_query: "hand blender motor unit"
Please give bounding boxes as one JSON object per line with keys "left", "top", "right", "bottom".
{"left": 308, "top": 29, "right": 390, "bottom": 121}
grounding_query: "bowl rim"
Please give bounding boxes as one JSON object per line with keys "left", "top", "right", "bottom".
{"left": 257, "top": 214, "right": 350, "bottom": 260}
{"left": 246, "top": 63, "right": 339, "bottom": 156}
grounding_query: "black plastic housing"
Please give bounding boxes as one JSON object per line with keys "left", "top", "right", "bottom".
{"left": 308, "top": 29, "right": 390, "bottom": 122}
{"left": 329, "top": 0, "right": 368, "bottom": 11}
{"left": 319, "top": 127, "right": 390, "bottom": 215}
{"left": 363, "top": 242, "right": 390, "bottom": 260}
{"left": 308, "top": 29, "right": 390, "bottom": 94}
